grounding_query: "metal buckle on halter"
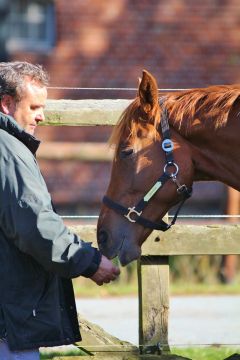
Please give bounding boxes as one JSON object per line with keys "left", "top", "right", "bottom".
{"left": 124, "top": 207, "right": 142, "bottom": 223}
{"left": 164, "top": 162, "right": 179, "bottom": 178}
{"left": 176, "top": 184, "right": 188, "bottom": 194}
{"left": 162, "top": 139, "right": 174, "bottom": 152}
{"left": 171, "top": 175, "right": 182, "bottom": 189}
{"left": 171, "top": 177, "right": 191, "bottom": 197}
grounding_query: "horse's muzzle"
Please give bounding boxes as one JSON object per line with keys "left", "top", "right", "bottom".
{"left": 97, "top": 229, "right": 119, "bottom": 259}
{"left": 97, "top": 227, "right": 141, "bottom": 266}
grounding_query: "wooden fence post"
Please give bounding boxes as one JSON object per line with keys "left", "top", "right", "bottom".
{"left": 138, "top": 255, "right": 170, "bottom": 355}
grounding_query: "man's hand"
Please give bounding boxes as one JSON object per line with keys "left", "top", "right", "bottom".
{"left": 90, "top": 255, "right": 120, "bottom": 286}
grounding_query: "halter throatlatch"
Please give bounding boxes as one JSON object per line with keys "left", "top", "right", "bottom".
{"left": 102, "top": 98, "right": 192, "bottom": 232}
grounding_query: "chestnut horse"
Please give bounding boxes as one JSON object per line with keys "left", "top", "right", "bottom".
{"left": 97, "top": 70, "right": 240, "bottom": 266}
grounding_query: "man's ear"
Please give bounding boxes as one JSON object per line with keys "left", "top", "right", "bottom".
{"left": 1, "top": 95, "right": 16, "bottom": 115}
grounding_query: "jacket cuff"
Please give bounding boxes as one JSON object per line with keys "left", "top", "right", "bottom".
{"left": 81, "top": 248, "right": 102, "bottom": 278}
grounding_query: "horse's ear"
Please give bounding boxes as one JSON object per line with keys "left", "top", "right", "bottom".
{"left": 138, "top": 70, "right": 158, "bottom": 114}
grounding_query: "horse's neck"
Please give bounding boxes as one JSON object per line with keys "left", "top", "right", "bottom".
{"left": 171, "top": 117, "right": 240, "bottom": 191}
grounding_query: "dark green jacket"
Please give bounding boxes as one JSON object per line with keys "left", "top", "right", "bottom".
{"left": 0, "top": 113, "right": 101, "bottom": 351}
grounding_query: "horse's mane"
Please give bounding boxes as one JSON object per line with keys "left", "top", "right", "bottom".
{"left": 110, "top": 85, "right": 240, "bottom": 148}
{"left": 168, "top": 85, "right": 240, "bottom": 133}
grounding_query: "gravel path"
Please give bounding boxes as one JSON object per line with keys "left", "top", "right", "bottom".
{"left": 76, "top": 295, "right": 240, "bottom": 347}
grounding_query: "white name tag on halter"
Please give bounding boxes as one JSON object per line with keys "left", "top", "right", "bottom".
{"left": 144, "top": 181, "right": 162, "bottom": 202}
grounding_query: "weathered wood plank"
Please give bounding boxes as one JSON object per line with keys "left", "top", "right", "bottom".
{"left": 76, "top": 316, "right": 138, "bottom": 353}
{"left": 69, "top": 225, "right": 97, "bottom": 245}
{"left": 37, "top": 142, "right": 113, "bottom": 161}
{"left": 141, "top": 224, "right": 240, "bottom": 255}
{"left": 68, "top": 224, "right": 240, "bottom": 255}
{"left": 44, "top": 99, "right": 131, "bottom": 126}
{"left": 138, "top": 257, "right": 170, "bottom": 355}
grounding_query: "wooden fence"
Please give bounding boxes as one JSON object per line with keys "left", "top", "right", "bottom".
{"left": 44, "top": 100, "right": 240, "bottom": 358}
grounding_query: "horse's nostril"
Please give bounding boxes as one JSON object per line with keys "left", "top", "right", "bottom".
{"left": 98, "top": 230, "right": 109, "bottom": 246}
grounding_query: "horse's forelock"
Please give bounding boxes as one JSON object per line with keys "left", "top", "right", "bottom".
{"left": 109, "top": 97, "right": 160, "bottom": 151}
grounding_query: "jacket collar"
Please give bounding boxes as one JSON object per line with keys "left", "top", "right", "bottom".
{"left": 0, "top": 112, "right": 40, "bottom": 154}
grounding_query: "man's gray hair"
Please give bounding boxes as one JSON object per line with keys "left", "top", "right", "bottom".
{"left": 0, "top": 61, "right": 49, "bottom": 101}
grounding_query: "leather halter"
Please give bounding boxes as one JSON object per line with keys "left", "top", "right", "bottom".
{"left": 102, "top": 98, "right": 192, "bottom": 232}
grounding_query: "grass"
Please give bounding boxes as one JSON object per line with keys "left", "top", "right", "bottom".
{"left": 170, "top": 281, "right": 240, "bottom": 296}
{"left": 40, "top": 350, "right": 82, "bottom": 359}
{"left": 72, "top": 277, "right": 240, "bottom": 298}
{"left": 73, "top": 277, "right": 138, "bottom": 298}
{"left": 172, "top": 346, "right": 240, "bottom": 360}
{"left": 40, "top": 346, "right": 240, "bottom": 359}
{"left": 40, "top": 347, "right": 86, "bottom": 359}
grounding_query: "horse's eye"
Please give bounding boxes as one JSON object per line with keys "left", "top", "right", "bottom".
{"left": 120, "top": 148, "right": 133, "bottom": 159}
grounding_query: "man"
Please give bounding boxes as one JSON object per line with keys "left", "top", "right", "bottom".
{"left": 0, "top": 61, "right": 120, "bottom": 359}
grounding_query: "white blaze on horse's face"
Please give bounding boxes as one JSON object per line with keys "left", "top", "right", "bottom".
{"left": 135, "top": 153, "right": 152, "bottom": 175}
{"left": 131, "top": 131, "right": 156, "bottom": 175}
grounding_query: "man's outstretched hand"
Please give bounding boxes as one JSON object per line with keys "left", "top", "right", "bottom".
{"left": 90, "top": 255, "right": 120, "bottom": 286}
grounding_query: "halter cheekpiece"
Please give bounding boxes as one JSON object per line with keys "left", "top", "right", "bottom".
{"left": 102, "top": 98, "right": 192, "bottom": 232}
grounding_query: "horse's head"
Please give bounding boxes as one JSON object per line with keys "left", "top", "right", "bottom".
{"left": 97, "top": 70, "right": 194, "bottom": 265}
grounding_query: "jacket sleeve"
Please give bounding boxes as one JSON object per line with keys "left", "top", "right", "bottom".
{"left": 0, "top": 152, "right": 102, "bottom": 279}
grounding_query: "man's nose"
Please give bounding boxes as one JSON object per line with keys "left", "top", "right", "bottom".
{"left": 36, "top": 110, "right": 45, "bottom": 123}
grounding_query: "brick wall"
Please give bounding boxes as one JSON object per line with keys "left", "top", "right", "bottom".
{"left": 10, "top": 0, "right": 238, "bottom": 214}
{"left": 13, "top": 0, "right": 240, "bottom": 98}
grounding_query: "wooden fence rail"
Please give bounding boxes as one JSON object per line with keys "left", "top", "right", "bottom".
{"left": 44, "top": 99, "right": 131, "bottom": 126}
{"left": 44, "top": 99, "right": 240, "bottom": 358}
{"left": 70, "top": 224, "right": 240, "bottom": 256}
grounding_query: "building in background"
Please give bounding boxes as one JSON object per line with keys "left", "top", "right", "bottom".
{"left": 2, "top": 0, "right": 240, "bottom": 217}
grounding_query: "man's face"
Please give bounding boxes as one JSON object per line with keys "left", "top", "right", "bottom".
{"left": 2, "top": 77, "right": 47, "bottom": 136}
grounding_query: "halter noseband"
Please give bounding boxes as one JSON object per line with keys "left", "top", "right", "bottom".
{"left": 102, "top": 98, "right": 192, "bottom": 232}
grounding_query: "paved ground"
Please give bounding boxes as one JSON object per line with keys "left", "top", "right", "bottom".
{"left": 76, "top": 295, "right": 240, "bottom": 347}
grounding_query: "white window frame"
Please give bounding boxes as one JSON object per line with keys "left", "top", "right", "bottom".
{"left": 5, "top": 0, "right": 55, "bottom": 53}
